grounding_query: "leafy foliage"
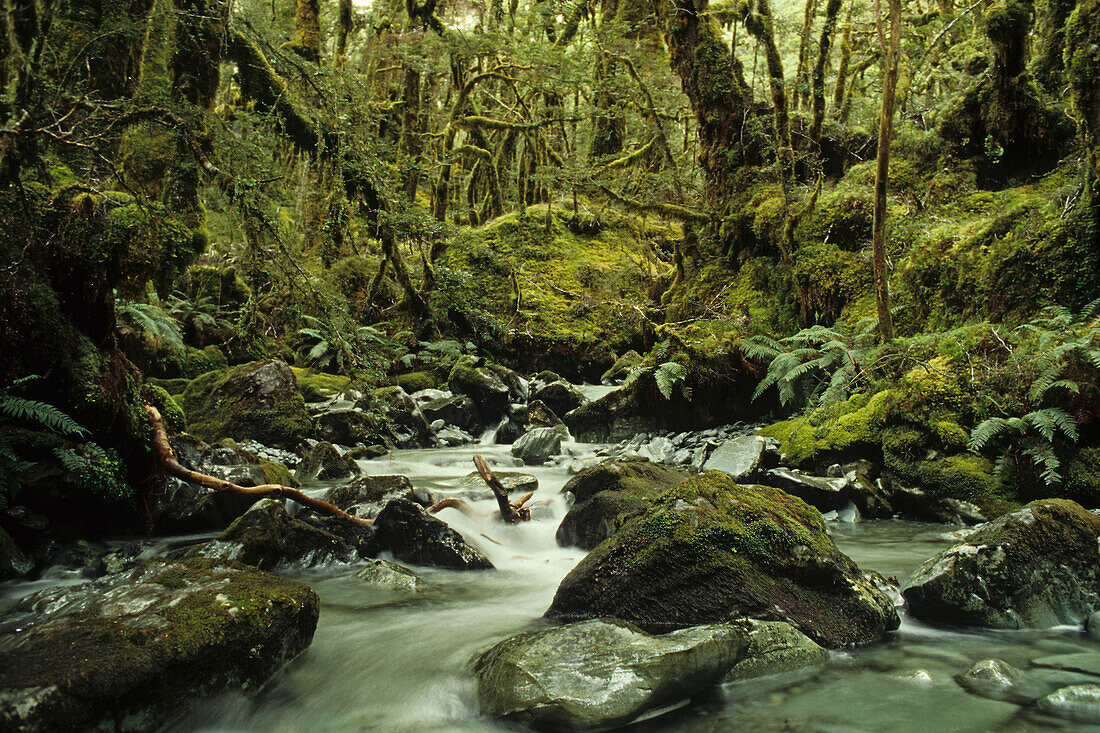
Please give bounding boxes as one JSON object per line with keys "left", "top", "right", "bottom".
{"left": 116, "top": 298, "right": 184, "bottom": 351}
{"left": 294, "top": 315, "right": 391, "bottom": 374}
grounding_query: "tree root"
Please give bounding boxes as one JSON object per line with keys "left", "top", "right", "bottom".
{"left": 144, "top": 405, "right": 372, "bottom": 527}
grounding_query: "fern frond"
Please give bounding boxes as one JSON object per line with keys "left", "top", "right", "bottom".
{"left": 0, "top": 396, "right": 87, "bottom": 436}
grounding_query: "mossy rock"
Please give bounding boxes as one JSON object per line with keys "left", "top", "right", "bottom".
{"left": 395, "top": 371, "right": 436, "bottom": 395}
{"left": 181, "top": 360, "right": 313, "bottom": 448}
{"left": 291, "top": 367, "right": 351, "bottom": 402}
{"left": 601, "top": 350, "right": 642, "bottom": 384}
{"left": 142, "top": 383, "right": 185, "bottom": 431}
{"left": 758, "top": 390, "right": 896, "bottom": 468}
{"left": 546, "top": 471, "right": 900, "bottom": 648}
{"left": 902, "top": 499, "right": 1100, "bottom": 628}
{"left": 0, "top": 557, "right": 318, "bottom": 731}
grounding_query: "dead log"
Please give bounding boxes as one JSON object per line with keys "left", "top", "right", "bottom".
{"left": 144, "top": 405, "right": 372, "bottom": 527}
{"left": 428, "top": 455, "right": 535, "bottom": 522}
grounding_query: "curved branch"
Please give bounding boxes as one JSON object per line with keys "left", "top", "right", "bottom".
{"left": 145, "top": 406, "right": 372, "bottom": 527}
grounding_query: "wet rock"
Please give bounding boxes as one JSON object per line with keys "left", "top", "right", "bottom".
{"left": 181, "top": 359, "right": 313, "bottom": 448}
{"left": 527, "top": 400, "right": 568, "bottom": 435}
{"left": 955, "top": 659, "right": 1030, "bottom": 703}
{"left": 722, "top": 620, "right": 829, "bottom": 682}
{"left": 421, "top": 394, "right": 484, "bottom": 435}
{"left": 436, "top": 425, "right": 476, "bottom": 446}
{"left": 0, "top": 557, "right": 318, "bottom": 732}
{"left": 356, "top": 558, "right": 425, "bottom": 591}
{"left": 193, "top": 499, "right": 371, "bottom": 569}
{"left": 532, "top": 380, "right": 587, "bottom": 419}
{"left": 556, "top": 457, "right": 690, "bottom": 550}
{"left": 511, "top": 427, "right": 563, "bottom": 465}
{"left": 408, "top": 388, "right": 449, "bottom": 406}
{"left": 347, "top": 444, "right": 388, "bottom": 460}
{"left": 704, "top": 436, "right": 767, "bottom": 481}
{"left": 295, "top": 441, "right": 360, "bottom": 482}
{"left": 1032, "top": 653, "right": 1100, "bottom": 678}
{"left": 448, "top": 356, "right": 511, "bottom": 423}
{"left": 473, "top": 618, "right": 743, "bottom": 730}
{"left": 323, "top": 474, "right": 424, "bottom": 519}
{"left": 365, "top": 387, "right": 436, "bottom": 449}
{"left": 486, "top": 364, "right": 529, "bottom": 403}
{"left": 601, "top": 350, "right": 642, "bottom": 385}
{"left": 493, "top": 416, "right": 526, "bottom": 445}
{"left": 0, "top": 526, "right": 32, "bottom": 580}
{"left": 313, "top": 408, "right": 389, "bottom": 447}
{"left": 901, "top": 499, "right": 1100, "bottom": 629}
{"left": 760, "top": 468, "right": 850, "bottom": 512}
{"left": 639, "top": 436, "right": 676, "bottom": 464}
{"left": 547, "top": 471, "right": 899, "bottom": 648}
{"left": 457, "top": 471, "right": 538, "bottom": 498}
{"left": 372, "top": 498, "right": 493, "bottom": 570}
{"left": 98, "top": 541, "right": 155, "bottom": 577}
{"left": 1037, "top": 684, "right": 1100, "bottom": 723}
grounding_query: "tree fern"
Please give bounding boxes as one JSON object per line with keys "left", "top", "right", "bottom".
{"left": 116, "top": 299, "right": 184, "bottom": 351}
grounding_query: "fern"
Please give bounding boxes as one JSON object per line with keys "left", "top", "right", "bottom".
{"left": 0, "top": 395, "right": 86, "bottom": 437}
{"left": 116, "top": 299, "right": 184, "bottom": 350}
{"left": 654, "top": 362, "right": 688, "bottom": 400}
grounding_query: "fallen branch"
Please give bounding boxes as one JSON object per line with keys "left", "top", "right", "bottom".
{"left": 428, "top": 455, "right": 535, "bottom": 523}
{"left": 144, "top": 405, "right": 372, "bottom": 527}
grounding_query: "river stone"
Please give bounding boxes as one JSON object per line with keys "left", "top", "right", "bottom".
{"left": 313, "top": 408, "right": 389, "bottom": 447}
{"left": 420, "top": 394, "right": 484, "bottom": 435}
{"left": 511, "top": 427, "right": 563, "bottom": 465}
{"left": 556, "top": 457, "right": 689, "bottom": 550}
{"left": 193, "top": 498, "right": 372, "bottom": 569}
{"left": 448, "top": 356, "right": 511, "bottom": 422}
{"left": 356, "top": 558, "right": 425, "bottom": 591}
{"left": 704, "top": 436, "right": 767, "bottom": 481}
{"left": 527, "top": 400, "right": 568, "bottom": 436}
{"left": 901, "top": 499, "right": 1100, "bottom": 629}
{"left": 324, "top": 474, "right": 423, "bottom": 519}
{"left": 547, "top": 472, "right": 899, "bottom": 648}
{"left": 0, "top": 526, "right": 32, "bottom": 580}
{"left": 473, "top": 619, "right": 744, "bottom": 730}
{"left": 955, "top": 659, "right": 1031, "bottom": 703}
{"left": 722, "top": 620, "right": 829, "bottom": 682}
{"left": 486, "top": 363, "right": 529, "bottom": 403}
{"left": 295, "top": 441, "right": 360, "bottom": 482}
{"left": 0, "top": 557, "right": 318, "bottom": 732}
{"left": 1037, "top": 684, "right": 1100, "bottom": 723}
{"left": 760, "top": 468, "right": 850, "bottom": 512}
{"left": 532, "top": 380, "right": 587, "bottom": 420}
{"left": 365, "top": 387, "right": 436, "bottom": 449}
{"left": 372, "top": 498, "right": 493, "bottom": 570}
{"left": 640, "top": 436, "right": 676, "bottom": 464}
{"left": 457, "top": 471, "right": 538, "bottom": 497}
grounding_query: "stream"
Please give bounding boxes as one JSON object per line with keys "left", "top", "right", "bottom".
{"left": 154, "top": 440, "right": 1100, "bottom": 732}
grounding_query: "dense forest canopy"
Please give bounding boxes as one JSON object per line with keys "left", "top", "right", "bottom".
{"left": 1, "top": 0, "right": 1099, "bottom": 532}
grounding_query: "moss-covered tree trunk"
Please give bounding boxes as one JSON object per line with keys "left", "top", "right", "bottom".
{"left": 1067, "top": 0, "right": 1100, "bottom": 181}
{"left": 590, "top": 0, "right": 625, "bottom": 160}
{"left": 872, "top": 0, "right": 900, "bottom": 342}
{"left": 286, "top": 0, "right": 322, "bottom": 62}
{"left": 810, "top": 0, "right": 843, "bottom": 147}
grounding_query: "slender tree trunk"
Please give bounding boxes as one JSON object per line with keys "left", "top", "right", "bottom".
{"left": 810, "top": 0, "right": 843, "bottom": 146}
{"left": 336, "top": 0, "right": 353, "bottom": 62}
{"left": 794, "top": 0, "right": 822, "bottom": 109}
{"left": 832, "top": 3, "right": 852, "bottom": 115}
{"left": 872, "top": 0, "right": 899, "bottom": 342}
{"left": 286, "top": 0, "right": 322, "bottom": 62}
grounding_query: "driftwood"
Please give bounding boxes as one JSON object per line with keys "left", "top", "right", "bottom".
{"left": 428, "top": 454, "right": 535, "bottom": 523}
{"left": 144, "top": 405, "right": 373, "bottom": 527}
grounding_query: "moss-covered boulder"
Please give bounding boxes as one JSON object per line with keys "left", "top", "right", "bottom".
{"left": 295, "top": 441, "right": 360, "bottom": 482}
{"left": 196, "top": 498, "right": 373, "bottom": 570}
{"left": 372, "top": 498, "right": 493, "bottom": 570}
{"left": 531, "top": 379, "right": 587, "bottom": 419}
{"left": 0, "top": 557, "right": 318, "bottom": 732}
{"left": 292, "top": 368, "right": 351, "bottom": 402}
{"left": 320, "top": 474, "right": 430, "bottom": 519}
{"left": 447, "top": 356, "right": 511, "bottom": 422}
{"left": 473, "top": 619, "right": 743, "bottom": 730}
{"left": 556, "top": 457, "right": 690, "bottom": 550}
{"left": 181, "top": 360, "right": 312, "bottom": 448}
{"left": 363, "top": 387, "right": 436, "bottom": 449}
{"left": 421, "top": 394, "right": 484, "bottom": 435}
{"left": 546, "top": 472, "right": 899, "bottom": 648}
{"left": 901, "top": 499, "right": 1100, "bottom": 628}
{"left": 313, "top": 408, "right": 390, "bottom": 447}
{"left": 601, "top": 350, "right": 642, "bottom": 384}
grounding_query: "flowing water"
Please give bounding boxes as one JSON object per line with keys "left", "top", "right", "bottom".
{"left": 6, "top": 434, "right": 1100, "bottom": 731}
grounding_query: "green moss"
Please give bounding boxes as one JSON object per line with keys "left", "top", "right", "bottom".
{"left": 759, "top": 391, "right": 895, "bottom": 467}
{"left": 1048, "top": 446, "right": 1100, "bottom": 507}
{"left": 142, "top": 384, "right": 185, "bottom": 431}
{"left": 395, "top": 371, "right": 436, "bottom": 394}
{"left": 291, "top": 368, "right": 351, "bottom": 402}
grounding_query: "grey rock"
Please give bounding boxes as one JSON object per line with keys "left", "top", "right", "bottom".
{"left": 640, "top": 436, "right": 676, "bottom": 464}
{"left": 436, "top": 425, "right": 475, "bottom": 446}
{"left": 295, "top": 441, "right": 360, "bottom": 482}
{"left": 355, "top": 558, "right": 425, "bottom": 591}
{"left": 722, "top": 620, "right": 828, "bottom": 682}
{"left": 457, "top": 471, "right": 538, "bottom": 497}
{"left": 511, "top": 427, "right": 563, "bottom": 465}
{"left": 902, "top": 500, "right": 1100, "bottom": 629}
{"left": 0, "top": 557, "right": 318, "bottom": 732}
{"left": 760, "top": 468, "right": 849, "bottom": 511}
{"left": 486, "top": 364, "right": 529, "bottom": 403}
{"left": 365, "top": 387, "right": 436, "bottom": 449}
{"left": 324, "top": 474, "right": 421, "bottom": 519}
{"left": 473, "top": 619, "right": 743, "bottom": 730}
{"left": 1037, "top": 684, "right": 1100, "bottom": 723}
{"left": 1032, "top": 653, "right": 1100, "bottom": 678}
{"left": 372, "top": 498, "right": 493, "bottom": 570}
{"left": 532, "top": 380, "right": 587, "bottom": 419}
{"left": 955, "top": 659, "right": 1031, "bottom": 703}
{"left": 313, "top": 409, "right": 388, "bottom": 447}
{"left": 449, "top": 356, "right": 511, "bottom": 422}
{"left": 703, "top": 436, "right": 766, "bottom": 480}
{"left": 421, "top": 394, "right": 484, "bottom": 435}
{"left": 409, "top": 388, "right": 449, "bottom": 406}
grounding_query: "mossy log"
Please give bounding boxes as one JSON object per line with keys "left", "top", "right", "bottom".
{"left": 145, "top": 405, "right": 372, "bottom": 527}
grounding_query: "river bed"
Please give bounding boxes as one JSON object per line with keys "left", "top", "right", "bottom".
{"left": 149, "top": 441, "right": 1100, "bottom": 732}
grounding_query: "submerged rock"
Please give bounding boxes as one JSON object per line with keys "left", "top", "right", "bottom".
{"left": 0, "top": 557, "right": 318, "bottom": 732}
{"left": 901, "top": 499, "right": 1100, "bottom": 629}
{"left": 473, "top": 618, "right": 743, "bottom": 730}
{"left": 955, "top": 659, "right": 1030, "bottom": 703}
{"left": 546, "top": 471, "right": 899, "bottom": 648}
{"left": 511, "top": 427, "right": 563, "bottom": 465}
{"left": 356, "top": 558, "right": 426, "bottom": 591}
{"left": 555, "top": 457, "right": 689, "bottom": 550}
{"left": 372, "top": 498, "right": 493, "bottom": 570}
{"left": 1037, "top": 684, "right": 1100, "bottom": 723}
{"left": 722, "top": 620, "right": 829, "bottom": 682}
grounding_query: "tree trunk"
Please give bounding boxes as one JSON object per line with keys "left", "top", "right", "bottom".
{"left": 286, "top": 0, "right": 322, "bottom": 62}
{"left": 810, "top": 0, "right": 843, "bottom": 146}
{"left": 872, "top": 0, "right": 899, "bottom": 342}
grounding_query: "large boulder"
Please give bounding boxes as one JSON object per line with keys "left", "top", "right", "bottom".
{"left": 312, "top": 408, "right": 390, "bottom": 447}
{"left": 0, "top": 557, "right": 318, "bottom": 732}
{"left": 486, "top": 363, "right": 529, "bottom": 403}
{"left": 473, "top": 619, "right": 743, "bottom": 730}
{"left": 759, "top": 468, "right": 850, "bottom": 512}
{"left": 546, "top": 471, "right": 899, "bottom": 648}
{"left": 556, "top": 457, "right": 689, "bottom": 550}
{"left": 323, "top": 474, "right": 428, "bottom": 519}
{"left": 901, "top": 499, "right": 1100, "bottom": 629}
{"left": 364, "top": 387, "right": 436, "bottom": 449}
{"left": 181, "top": 359, "right": 313, "bottom": 448}
{"left": 295, "top": 441, "right": 360, "bottom": 482}
{"left": 193, "top": 498, "right": 372, "bottom": 569}
{"left": 531, "top": 379, "right": 587, "bottom": 419}
{"left": 447, "top": 356, "right": 510, "bottom": 423}
{"left": 511, "top": 427, "right": 563, "bottom": 465}
{"left": 372, "top": 498, "right": 493, "bottom": 570}
{"left": 601, "top": 349, "right": 642, "bottom": 384}
{"left": 420, "top": 394, "right": 484, "bottom": 435}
